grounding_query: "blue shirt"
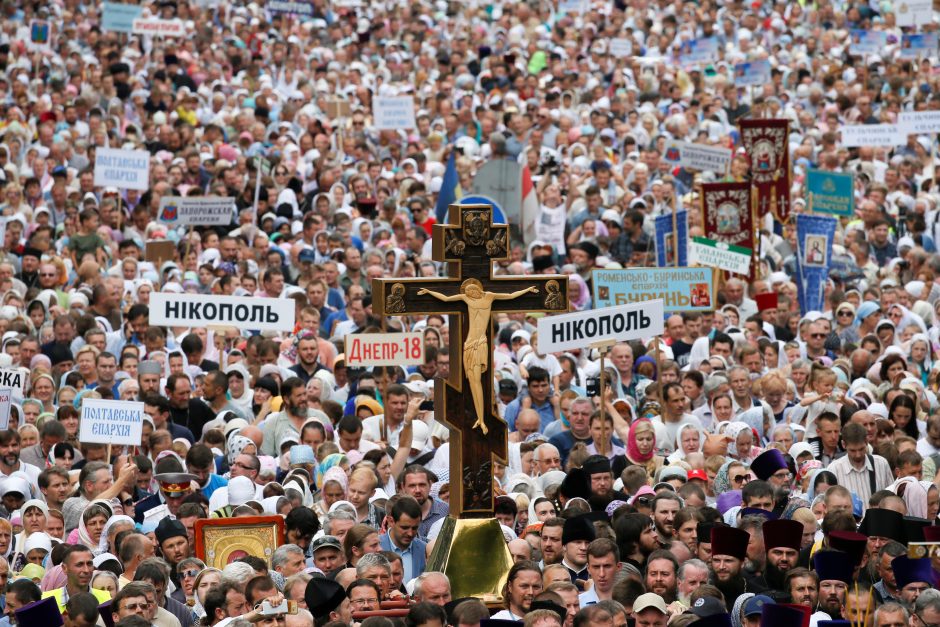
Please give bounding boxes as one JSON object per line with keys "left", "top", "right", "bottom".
{"left": 503, "top": 397, "right": 555, "bottom": 432}
{"left": 200, "top": 474, "right": 228, "bottom": 499}
{"left": 386, "top": 531, "right": 416, "bottom": 581}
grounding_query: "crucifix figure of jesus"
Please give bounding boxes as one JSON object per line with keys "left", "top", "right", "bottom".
{"left": 372, "top": 204, "right": 569, "bottom": 517}
{"left": 417, "top": 280, "right": 539, "bottom": 433}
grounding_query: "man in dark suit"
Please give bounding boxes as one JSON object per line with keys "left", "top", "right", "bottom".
{"left": 378, "top": 496, "right": 427, "bottom": 582}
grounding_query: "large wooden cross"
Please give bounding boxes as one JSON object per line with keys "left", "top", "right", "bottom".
{"left": 373, "top": 204, "right": 569, "bottom": 518}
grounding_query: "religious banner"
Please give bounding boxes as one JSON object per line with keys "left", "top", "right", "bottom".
{"left": 700, "top": 182, "right": 753, "bottom": 252}
{"left": 592, "top": 267, "right": 716, "bottom": 313}
{"left": 131, "top": 17, "right": 188, "bottom": 37}
{"left": 806, "top": 170, "right": 854, "bottom": 216}
{"left": 27, "top": 20, "right": 53, "bottom": 52}
{"left": 94, "top": 148, "right": 151, "bottom": 190}
{"left": 609, "top": 38, "right": 633, "bottom": 56}
{"left": 849, "top": 30, "right": 886, "bottom": 56}
{"left": 739, "top": 119, "right": 790, "bottom": 223}
{"left": 795, "top": 213, "right": 838, "bottom": 315}
{"left": 654, "top": 210, "right": 688, "bottom": 267}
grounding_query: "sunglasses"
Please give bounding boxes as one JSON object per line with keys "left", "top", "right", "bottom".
{"left": 731, "top": 475, "right": 748, "bottom": 484}
{"left": 810, "top": 333, "right": 826, "bottom": 338}
{"left": 180, "top": 569, "right": 200, "bottom": 579}
{"left": 837, "top": 310, "right": 853, "bottom": 317}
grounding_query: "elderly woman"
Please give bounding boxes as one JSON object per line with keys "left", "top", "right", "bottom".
{"left": 10, "top": 499, "right": 47, "bottom": 571}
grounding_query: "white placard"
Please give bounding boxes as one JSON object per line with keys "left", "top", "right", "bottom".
{"left": 537, "top": 300, "right": 665, "bottom": 354}
{"left": 27, "top": 20, "right": 53, "bottom": 52}
{"left": 609, "top": 38, "right": 633, "bottom": 56}
{"left": 0, "top": 369, "right": 27, "bottom": 399}
{"left": 131, "top": 17, "right": 187, "bottom": 37}
{"left": 158, "top": 196, "right": 235, "bottom": 227}
{"left": 150, "top": 292, "right": 296, "bottom": 332}
{"left": 79, "top": 398, "right": 145, "bottom": 445}
{"left": 373, "top": 96, "right": 416, "bottom": 130}
{"left": 899, "top": 111, "right": 940, "bottom": 136}
{"left": 94, "top": 147, "right": 151, "bottom": 190}
{"left": 733, "top": 60, "right": 772, "bottom": 88}
{"left": 0, "top": 389, "right": 12, "bottom": 431}
{"left": 896, "top": 0, "right": 932, "bottom": 27}
{"left": 839, "top": 124, "right": 905, "bottom": 148}
{"left": 345, "top": 332, "right": 425, "bottom": 367}
{"left": 662, "top": 140, "right": 733, "bottom": 172}
{"left": 535, "top": 205, "right": 567, "bottom": 256}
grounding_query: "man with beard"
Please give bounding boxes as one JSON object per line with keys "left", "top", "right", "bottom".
{"left": 164, "top": 373, "right": 214, "bottom": 437}
{"left": 812, "top": 550, "right": 854, "bottom": 620}
{"left": 261, "top": 377, "right": 308, "bottom": 456}
{"left": 492, "top": 561, "right": 543, "bottom": 621}
{"left": 762, "top": 519, "right": 803, "bottom": 597}
{"left": 643, "top": 549, "right": 678, "bottom": 604}
{"left": 561, "top": 515, "right": 595, "bottom": 586}
{"left": 709, "top": 525, "right": 766, "bottom": 601}
{"left": 651, "top": 494, "right": 681, "bottom": 544}
{"left": 583, "top": 455, "right": 626, "bottom": 510}
{"left": 540, "top": 518, "right": 565, "bottom": 567}
{"left": 785, "top": 567, "right": 819, "bottom": 609}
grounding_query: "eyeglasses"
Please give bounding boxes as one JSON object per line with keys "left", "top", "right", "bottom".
{"left": 180, "top": 569, "right": 200, "bottom": 579}
{"left": 915, "top": 613, "right": 940, "bottom": 627}
{"left": 40, "top": 272, "right": 57, "bottom": 277}
{"left": 731, "top": 474, "right": 748, "bottom": 484}
{"left": 810, "top": 333, "right": 826, "bottom": 339}
{"left": 123, "top": 602, "right": 152, "bottom": 611}
{"left": 232, "top": 462, "right": 257, "bottom": 470}
{"left": 350, "top": 598, "right": 379, "bottom": 607}
{"left": 772, "top": 470, "right": 792, "bottom": 480}
{"left": 837, "top": 311, "right": 853, "bottom": 317}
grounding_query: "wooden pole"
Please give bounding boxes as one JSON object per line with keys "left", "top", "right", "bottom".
{"left": 671, "top": 191, "right": 679, "bottom": 268}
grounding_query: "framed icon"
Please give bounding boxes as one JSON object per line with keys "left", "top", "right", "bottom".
{"left": 194, "top": 515, "right": 285, "bottom": 569}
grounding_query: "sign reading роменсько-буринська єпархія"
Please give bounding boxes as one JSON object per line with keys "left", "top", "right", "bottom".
{"left": 149, "top": 293, "right": 296, "bottom": 333}
{"left": 79, "top": 398, "right": 145, "bottom": 446}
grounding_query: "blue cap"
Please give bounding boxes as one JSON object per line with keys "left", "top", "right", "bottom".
{"left": 743, "top": 595, "right": 774, "bottom": 617}
{"left": 298, "top": 248, "right": 317, "bottom": 263}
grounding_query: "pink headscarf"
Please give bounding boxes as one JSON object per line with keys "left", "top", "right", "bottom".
{"left": 627, "top": 419, "right": 656, "bottom": 463}
{"left": 40, "top": 564, "right": 67, "bottom": 592}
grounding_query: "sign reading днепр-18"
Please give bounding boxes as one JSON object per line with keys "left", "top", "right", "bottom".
{"left": 345, "top": 332, "right": 425, "bottom": 367}
{"left": 592, "top": 267, "right": 716, "bottom": 313}
{"left": 150, "top": 293, "right": 295, "bottom": 332}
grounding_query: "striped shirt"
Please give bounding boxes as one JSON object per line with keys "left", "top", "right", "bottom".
{"left": 827, "top": 453, "right": 893, "bottom": 509}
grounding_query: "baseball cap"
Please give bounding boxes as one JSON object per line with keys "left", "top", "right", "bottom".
{"left": 688, "top": 469, "right": 708, "bottom": 481}
{"left": 633, "top": 593, "right": 668, "bottom": 614}
{"left": 743, "top": 595, "right": 775, "bottom": 617}
{"left": 311, "top": 535, "right": 342, "bottom": 553}
{"left": 689, "top": 596, "right": 726, "bottom": 617}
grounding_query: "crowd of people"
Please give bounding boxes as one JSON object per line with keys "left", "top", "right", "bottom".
{"left": 1, "top": 0, "right": 940, "bottom": 626}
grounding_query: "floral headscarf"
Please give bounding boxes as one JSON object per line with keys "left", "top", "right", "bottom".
{"left": 713, "top": 460, "right": 736, "bottom": 496}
